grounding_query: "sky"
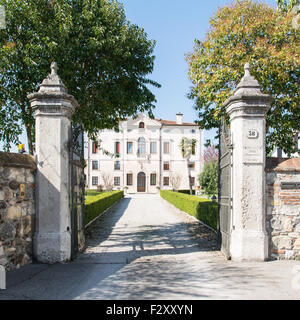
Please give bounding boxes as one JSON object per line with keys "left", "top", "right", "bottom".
{"left": 118, "top": 0, "right": 277, "bottom": 145}
{"left": 2, "top": 0, "right": 278, "bottom": 153}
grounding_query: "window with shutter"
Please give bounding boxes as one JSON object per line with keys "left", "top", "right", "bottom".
{"left": 127, "top": 174, "right": 133, "bottom": 186}
{"left": 127, "top": 142, "right": 133, "bottom": 154}
{"left": 114, "top": 161, "right": 120, "bottom": 170}
{"left": 114, "top": 177, "right": 120, "bottom": 186}
{"left": 150, "top": 174, "right": 156, "bottom": 186}
{"left": 92, "top": 161, "right": 98, "bottom": 170}
{"left": 163, "top": 142, "right": 169, "bottom": 154}
{"left": 115, "top": 141, "right": 120, "bottom": 155}
{"left": 92, "top": 142, "right": 98, "bottom": 154}
{"left": 92, "top": 176, "right": 98, "bottom": 186}
{"left": 163, "top": 177, "right": 169, "bottom": 186}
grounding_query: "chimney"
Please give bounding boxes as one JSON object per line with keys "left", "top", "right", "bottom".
{"left": 176, "top": 112, "right": 183, "bottom": 125}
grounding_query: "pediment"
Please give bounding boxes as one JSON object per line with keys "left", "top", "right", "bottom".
{"left": 125, "top": 113, "right": 161, "bottom": 128}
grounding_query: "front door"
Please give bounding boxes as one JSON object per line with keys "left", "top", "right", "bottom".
{"left": 137, "top": 172, "right": 146, "bottom": 192}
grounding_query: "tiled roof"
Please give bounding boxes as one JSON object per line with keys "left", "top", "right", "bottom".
{"left": 266, "top": 157, "right": 300, "bottom": 172}
{"left": 0, "top": 151, "right": 37, "bottom": 169}
{"left": 154, "top": 119, "right": 197, "bottom": 126}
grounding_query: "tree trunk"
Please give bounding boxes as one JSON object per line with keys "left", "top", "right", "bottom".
{"left": 20, "top": 101, "right": 34, "bottom": 155}
{"left": 188, "top": 172, "right": 193, "bottom": 195}
{"left": 25, "top": 123, "right": 34, "bottom": 155}
{"left": 189, "top": 174, "right": 193, "bottom": 195}
{"left": 187, "top": 158, "right": 193, "bottom": 195}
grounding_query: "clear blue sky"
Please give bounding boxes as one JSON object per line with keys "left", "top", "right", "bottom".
{"left": 2, "top": 0, "right": 277, "bottom": 153}
{"left": 118, "top": 0, "right": 277, "bottom": 145}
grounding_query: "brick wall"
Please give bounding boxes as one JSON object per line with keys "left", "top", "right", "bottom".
{"left": 0, "top": 152, "right": 36, "bottom": 270}
{"left": 266, "top": 158, "right": 300, "bottom": 260}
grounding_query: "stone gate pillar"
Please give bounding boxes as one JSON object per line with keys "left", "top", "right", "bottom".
{"left": 28, "top": 62, "right": 78, "bottom": 263}
{"left": 224, "top": 63, "right": 273, "bottom": 261}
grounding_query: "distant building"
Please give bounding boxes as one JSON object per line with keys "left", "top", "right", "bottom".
{"left": 86, "top": 113, "right": 203, "bottom": 193}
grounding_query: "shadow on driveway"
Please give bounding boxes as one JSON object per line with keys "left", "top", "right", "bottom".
{"left": 1, "top": 196, "right": 298, "bottom": 300}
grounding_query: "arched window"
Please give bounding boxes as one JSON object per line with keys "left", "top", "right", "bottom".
{"left": 139, "top": 122, "right": 145, "bottom": 129}
{"left": 138, "top": 137, "right": 146, "bottom": 155}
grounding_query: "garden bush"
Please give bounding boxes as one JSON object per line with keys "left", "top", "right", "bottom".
{"left": 199, "top": 160, "right": 218, "bottom": 196}
{"left": 85, "top": 191, "right": 124, "bottom": 225}
{"left": 178, "top": 189, "right": 196, "bottom": 195}
{"left": 85, "top": 189, "right": 102, "bottom": 197}
{"left": 160, "top": 190, "right": 218, "bottom": 230}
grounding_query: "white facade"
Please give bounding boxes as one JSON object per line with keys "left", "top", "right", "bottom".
{"left": 86, "top": 113, "right": 203, "bottom": 193}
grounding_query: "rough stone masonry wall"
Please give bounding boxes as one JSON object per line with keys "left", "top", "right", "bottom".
{"left": 0, "top": 152, "right": 36, "bottom": 270}
{"left": 266, "top": 158, "right": 300, "bottom": 260}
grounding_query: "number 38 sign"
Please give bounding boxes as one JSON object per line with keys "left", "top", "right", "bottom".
{"left": 247, "top": 129, "right": 258, "bottom": 139}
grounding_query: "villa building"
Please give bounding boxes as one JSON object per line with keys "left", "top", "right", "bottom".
{"left": 86, "top": 113, "right": 203, "bottom": 193}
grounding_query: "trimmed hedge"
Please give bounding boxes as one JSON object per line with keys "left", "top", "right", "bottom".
{"left": 85, "top": 191, "right": 124, "bottom": 225}
{"left": 160, "top": 190, "right": 218, "bottom": 230}
{"left": 85, "top": 189, "right": 102, "bottom": 197}
{"left": 178, "top": 189, "right": 196, "bottom": 195}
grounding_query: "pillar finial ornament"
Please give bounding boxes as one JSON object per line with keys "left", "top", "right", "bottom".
{"left": 51, "top": 62, "right": 58, "bottom": 75}
{"left": 244, "top": 62, "right": 250, "bottom": 77}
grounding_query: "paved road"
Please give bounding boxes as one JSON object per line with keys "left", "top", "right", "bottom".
{"left": 0, "top": 194, "right": 300, "bottom": 300}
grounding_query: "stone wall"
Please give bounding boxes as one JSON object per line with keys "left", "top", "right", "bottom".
{"left": 0, "top": 152, "right": 36, "bottom": 270}
{"left": 266, "top": 158, "right": 300, "bottom": 260}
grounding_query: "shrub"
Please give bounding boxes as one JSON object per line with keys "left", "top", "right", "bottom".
{"left": 85, "top": 189, "right": 102, "bottom": 197}
{"left": 85, "top": 191, "right": 124, "bottom": 225}
{"left": 178, "top": 189, "right": 196, "bottom": 195}
{"left": 97, "top": 185, "right": 104, "bottom": 192}
{"left": 199, "top": 160, "right": 218, "bottom": 196}
{"left": 160, "top": 190, "right": 218, "bottom": 230}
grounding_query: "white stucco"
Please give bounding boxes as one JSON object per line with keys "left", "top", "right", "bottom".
{"left": 86, "top": 113, "right": 203, "bottom": 193}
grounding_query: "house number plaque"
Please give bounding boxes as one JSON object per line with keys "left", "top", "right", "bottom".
{"left": 247, "top": 129, "right": 258, "bottom": 139}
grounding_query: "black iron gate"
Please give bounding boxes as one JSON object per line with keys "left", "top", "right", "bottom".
{"left": 69, "top": 123, "right": 85, "bottom": 259}
{"left": 218, "top": 118, "right": 232, "bottom": 259}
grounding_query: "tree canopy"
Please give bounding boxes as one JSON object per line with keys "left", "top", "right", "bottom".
{"left": 179, "top": 137, "right": 197, "bottom": 158}
{"left": 203, "top": 145, "right": 218, "bottom": 163}
{"left": 0, "top": 0, "right": 160, "bottom": 154}
{"left": 187, "top": 0, "right": 300, "bottom": 155}
{"left": 276, "top": 0, "right": 299, "bottom": 12}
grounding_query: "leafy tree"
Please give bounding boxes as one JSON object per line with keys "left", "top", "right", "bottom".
{"left": 199, "top": 160, "right": 218, "bottom": 196}
{"left": 204, "top": 145, "right": 219, "bottom": 163}
{"left": 179, "top": 137, "right": 197, "bottom": 195}
{"left": 170, "top": 172, "right": 182, "bottom": 191}
{"left": 186, "top": 0, "right": 300, "bottom": 156}
{"left": 276, "top": 0, "right": 299, "bottom": 12}
{"left": 0, "top": 0, "right": 160, "bottom": 154}
{"left": 101, "top": 172, "right": 113, "bottom": 191}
